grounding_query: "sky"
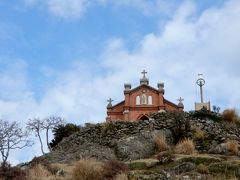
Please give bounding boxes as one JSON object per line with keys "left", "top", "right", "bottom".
{"left": 1, "top": 0, "right": 240, "bottom": 164}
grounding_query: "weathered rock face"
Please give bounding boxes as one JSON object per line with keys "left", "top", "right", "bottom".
{"left": 46, "top": 112, "right": 240, "bottom": 163}
{"left": 115, "top": 130, "right": 172, "bottom": 160}
{"left": 115, "top": 132, "right": 155, "bottom": 160}
{"left": 47, "top": 128, "right": 173, "bottom": 163}
{"left": 48, "top": 142, "right": 116, "bottom": 163}
{"left": 47, "top": 114, "right": 176, "bottom": 163}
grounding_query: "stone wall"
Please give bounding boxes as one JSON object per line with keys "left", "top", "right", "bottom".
{"left": 46, "top": 112, "right": 240, "bottom": 163}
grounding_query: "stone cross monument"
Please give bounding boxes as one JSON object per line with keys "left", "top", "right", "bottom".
{"left": 195, "top": 74, "right": 211, "bottom": 111}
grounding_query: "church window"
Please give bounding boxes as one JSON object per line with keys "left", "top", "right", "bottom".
{"left": 136, "top": 96, "right": 140, "bottom": 105}
{"left": 141, "top": 94, "right": 147, "bottom": 104}
{"left": 148, "top": 96, "right": 152, "bottom": 105}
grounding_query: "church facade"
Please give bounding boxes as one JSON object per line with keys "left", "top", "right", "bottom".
{"left": 106, "top": 71, "right": 184, "bottom": 122}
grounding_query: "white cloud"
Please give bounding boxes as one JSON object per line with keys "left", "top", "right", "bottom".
{"left": 21, "top": 0, "right": 177, "bottom": 19}
{"left": 109, "top": 0, "right": 177, "bottom": 16}
{"left": 47, "top": 0, "right": 90, "bottom": 19}
{"left": 99, "top": 0, "right": 240, "bottom": 111}
{"left": 23, "top": 0, "right": 39, "bottom": 6}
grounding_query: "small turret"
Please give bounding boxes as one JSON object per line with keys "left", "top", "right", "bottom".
{"left": 124, "top": 83, "right": 131, "bottom": 91}
{"left": 157, "top": 82, "right": 164, "bottom": 94}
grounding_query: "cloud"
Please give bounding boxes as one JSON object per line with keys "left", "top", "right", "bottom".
{"left": 109, "top": 0, "right": 178, "bottom": 16}
{"left": 100, "top": 0, "right": 240, "bottom": 111}
{"left": 23, "top": 0, "right": 39, "bottom": 6}
{"left": 21, "top": 0, "right": 177, "bottom": 19}
{"left": 47, "top": 0, "right": 90, "bottom": 19}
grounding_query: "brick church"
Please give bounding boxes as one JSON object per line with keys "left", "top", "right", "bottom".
{"left": 106, "top": 70, "right": 184, "bottom": 122}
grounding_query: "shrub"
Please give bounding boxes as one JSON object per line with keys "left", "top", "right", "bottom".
{"left": 175, "top": 138, "right": 195, "bottom": 155}
{"left": 30, "top": 156, "right": 58, "bottom": 175}
{"left": 190, "top": 107, "right": 222, "bottom": 122}
{"left": 0, "top": 162, "right": 27, "bottom": 180}
{"left": 27, "top": 164, "right": 66, "bottom": 180}
{"left": 192, "top": 127, "right": 204, "bottom": 140}
{"left": 222, "top": 109, "right": 239, "bottom": 124}
{"left": 72, "top": 159, "right": 103, "bottom": 180}
{"left": 154, "top": 135, "right": 169, "bottom": 152}
{"left": 156, "top": 151, "right": 175, "bottom": 164}
{"left": 50, "top": 123, "right": 81, "bottom": 148}
{"left": 27, "top": 164, "right": 51, "bottom": 179}
{"left": 171, "top": 112, "right": 191, "bottom": 143}
{"left": 197, "top": 163, "right": 209, "bottom": 174}
{"left": 102, "top": 160, "right": 129, "bottom": 180}
{"left": 225, "top": 140, "right": 239, "bottom": 155}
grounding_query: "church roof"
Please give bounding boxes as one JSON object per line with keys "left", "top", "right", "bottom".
{"left": 111, "top": 100, "right": 125, "bottom": 109}
{"left": 164, "top": 99, "right": 179, "bottom": 108}
{"left": 128, "top": 84, "right": 159, "bottom": 94}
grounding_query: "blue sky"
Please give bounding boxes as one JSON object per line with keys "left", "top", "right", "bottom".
{"left": 1, "top": 0, "right": 240, "bottom": 164}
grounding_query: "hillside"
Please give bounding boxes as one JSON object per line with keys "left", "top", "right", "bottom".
{"left": 28, "top": 111, "right": 240, "bottom": 179}
{"left": 12, "top": 111, "right": 240, "bottom": 179}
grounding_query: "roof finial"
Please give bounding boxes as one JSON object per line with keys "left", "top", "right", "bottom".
{"left": 107, "top": 98, "right": 113, "bottom": 108}
{"left": 177, "top": 97, "right": 184, "bottom": 109}
{"left": 177, "top": 97, "right": 184, "bottom": 103}
{"left": 141, "top": 70, "right": 147, "bottom": 78}
{"left": 140, "top": 70, "right": 149, "bottom": 85}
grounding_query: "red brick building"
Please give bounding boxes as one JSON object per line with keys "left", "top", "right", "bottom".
{"left": 106, "top": 71, "right": 184, "bottom": 122}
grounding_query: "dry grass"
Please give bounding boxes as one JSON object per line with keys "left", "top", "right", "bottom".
{"left": 226, "top": 140, "right": 239, "bottom": 155}
{"left": 223, "top": 109, "right": 239, "bottom": 124}
{"left": 102, "top": 160, "right": 129, "bottom": 180}
{"left": 27, "top": 164, "right": 65, "bottom": 180}
{"left": 175, "top": 138, "right": 195, "bottom": 155}
{"left": 192, "top": 127, "right": 205, "bottom": 140}
{"left": 154, "top": 135, "right": 169, "bottom": 152}
{"left": 114, "top": 173, "right": 128, "bottom": 180}
{"left": 197, "top": 163, "right": 209, "bottom": 174}
{"left": 72, "top": 158, "right": 103, "bottom": 180}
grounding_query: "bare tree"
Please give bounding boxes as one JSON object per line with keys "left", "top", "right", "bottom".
{"left": 43, "top": 117, "right": 64, "bottom": 152}
{"left": 27, "top": 118, "right": 45, "bottom": 154}
{"left": 0, "top": 120, "right": 32, "bottom": 168}
{"left": 27, "top": 117, "right": 64, "bottom": 154}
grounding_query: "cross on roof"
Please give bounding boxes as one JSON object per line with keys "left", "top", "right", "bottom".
{"left": 107, "top": 98, "right": 113, "bottom": 104}
{"left": 198, "top": 73, "right": 203, "bottom": 78}
{"left": 177, "top": 97, "right": 184, "bottom": 103}
{"left": 141, "top": 70, "right": 147, "bottom": 78}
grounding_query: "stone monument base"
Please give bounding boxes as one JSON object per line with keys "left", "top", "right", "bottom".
{"left": 195, "top": 102, "right": 211, "bottom": 111}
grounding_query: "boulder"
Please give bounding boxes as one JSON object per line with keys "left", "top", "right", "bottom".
{"left": 115, "top": 130, "right": 173, "bottom": 160}
{"left": 115, "top": 131, "right": 155, "bottom": 160}
{"left": 208, "top": 143, "right": 227, "bottom": 155}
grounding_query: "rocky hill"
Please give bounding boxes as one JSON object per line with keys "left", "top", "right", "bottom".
{"left": 12, "top": 111, "right": 239, "bottom": 179}
{"left": 46, "top": 111, "right": 240, "bottom": 163}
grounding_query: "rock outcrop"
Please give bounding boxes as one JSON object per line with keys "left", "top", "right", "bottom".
{"left": 46, "top": 112, "right": 240, "bottom": 163}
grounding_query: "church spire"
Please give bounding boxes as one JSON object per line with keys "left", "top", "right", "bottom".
{"left": 140, "top": 70, "right": 149, "bottom": 85}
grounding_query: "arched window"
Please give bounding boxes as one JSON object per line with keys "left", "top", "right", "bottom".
{"left": 136, "top": 96, "right": 140, "bottom": 105}
{"left": 148, "top": 96, "right": 152, "bottom": 105}
{"left": 141, "top": 94, "right": 147, "bottom": 104}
